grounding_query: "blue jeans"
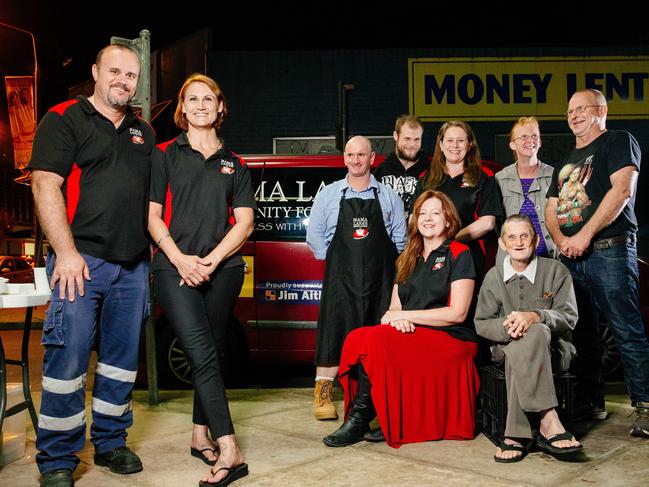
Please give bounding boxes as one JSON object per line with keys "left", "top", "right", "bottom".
{"left": 562, "top": 233, "right": 649, "bottom": 406}
{"left": 36, "top": 252, "right": 149, "bottom": 474}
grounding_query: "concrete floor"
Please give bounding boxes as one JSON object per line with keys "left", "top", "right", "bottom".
{"left": 2, "top": 311, "right": 648, "bottom": 486}
{"left": 1, "top": 386, "right": 648, "bottom": 487}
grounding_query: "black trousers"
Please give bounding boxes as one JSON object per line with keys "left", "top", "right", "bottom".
{"left": 154, "top": 266, "right": 244, "bottom": 439}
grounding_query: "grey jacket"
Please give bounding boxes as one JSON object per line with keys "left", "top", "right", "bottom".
{"left": 474, "top": 257, "right": 578, "bottom": 371}
{"left": 495, "top": 161, "right": 557, "bottom": 259}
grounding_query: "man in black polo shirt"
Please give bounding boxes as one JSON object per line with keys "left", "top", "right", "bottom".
{"left": 29, "top": 44, "right": 155, "bottom": 487}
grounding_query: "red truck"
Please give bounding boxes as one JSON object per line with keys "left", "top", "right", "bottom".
{"left": 152, "top": 154, "right": 647, "bottom": 387}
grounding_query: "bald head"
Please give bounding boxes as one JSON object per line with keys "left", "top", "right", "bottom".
{"left": 570, "top": 88, "right": 607, "bottom": 107}
{"left": 95, "top": 44, "right": 139, "bottom": 68}
{"left": 345, "top": 135, "right": 373, "bottom": 154}
{"left": 344, "top": 135, "right": 375, "bottom": 180}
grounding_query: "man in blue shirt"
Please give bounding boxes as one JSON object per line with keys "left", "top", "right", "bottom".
{"left": 306, "top": 136, "right": 406, "bottom": 420}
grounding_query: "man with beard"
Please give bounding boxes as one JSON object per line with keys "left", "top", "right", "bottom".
{"left": 373, "top": 115, "right": 428, "bottom": 218}
{"left": 29, "top": 44, "right": 155, "bottom": 487}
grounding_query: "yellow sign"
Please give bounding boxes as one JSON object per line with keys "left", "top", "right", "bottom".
{"left": 408, "top": 57, "right": 649, "bottom": 121}
{"left": 239, "top": 256, "right": 254, "bottom": 298}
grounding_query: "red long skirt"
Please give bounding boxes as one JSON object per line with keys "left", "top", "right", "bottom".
{"left": 339, "top": 325, "right": 480, "bottom": 448}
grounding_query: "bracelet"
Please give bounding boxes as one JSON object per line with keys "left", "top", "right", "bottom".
{"left": 156, "top": 233, "right": 170, "bottom": 245}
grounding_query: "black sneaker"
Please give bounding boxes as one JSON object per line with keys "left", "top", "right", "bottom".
{"left": 40, "top": 469, "right": 74, "bottom": 487}
{"left": 94, "top": 446, "right": 143, "bottom": 474}
{"left": 590, "top": 403, "right": 609, "bottom": 420}
{"left": 630, "top": 402, "right": 649, "bottom": 438}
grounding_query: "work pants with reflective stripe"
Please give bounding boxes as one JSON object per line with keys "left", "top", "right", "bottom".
{"left": 36, "top": 252, "right": 149, "bottom": 474}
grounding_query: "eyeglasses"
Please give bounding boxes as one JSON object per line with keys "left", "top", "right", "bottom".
{"left": 512, "top": 134, "right": 539, "bottom": 142}
{"left": 565, "top": 105, "right": 602, "bottom": 118}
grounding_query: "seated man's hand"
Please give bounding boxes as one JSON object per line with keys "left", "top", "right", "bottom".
{"left": 503, "top": 311, "right": 541, "bottom": 339}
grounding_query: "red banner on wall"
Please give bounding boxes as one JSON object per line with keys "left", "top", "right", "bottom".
{"left": 5, "top": 76, "right": 36, "bottom": 170}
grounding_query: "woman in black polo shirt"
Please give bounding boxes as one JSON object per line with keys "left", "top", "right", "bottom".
{"left": 417, "top": 121, "right": 503, "bottom": 274}
{"left": 148, "top": 74, "right": 254, "bottom": 486}
{"left": 323, "top": 190, "right": 480, "bottom": 448}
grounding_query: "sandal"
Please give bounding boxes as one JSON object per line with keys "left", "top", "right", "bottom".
{"left": 494, "top": 441, "right": 526, "bottom": 463}
{"left": 536, "top": 431, "right": 583, "bottom": 455}
{"left": 198, "top": 463, "right": 249, "bottom": 486}
{"left": 190, "top": 447, "right": 218, "bottom": 466}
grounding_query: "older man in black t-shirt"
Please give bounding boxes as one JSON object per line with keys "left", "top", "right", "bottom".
{"left": 29, "top": 45, "right": 155, "bottom": 486}
{"left": 545, "top": 88, "right": 649, "bottom": 439}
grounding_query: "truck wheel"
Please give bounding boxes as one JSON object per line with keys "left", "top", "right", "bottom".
{"left": 155, "top": 315, "right": 250, "bottom": 389}
{"left": 155, "top": 317, "right": 192, "bottom": 389}
{"left": 600, "top": 322, "right": 623, "bottom": 379}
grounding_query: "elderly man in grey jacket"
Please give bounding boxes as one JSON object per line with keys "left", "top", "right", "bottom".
{"left": 475, "top": 214, "right": 582, "bottom": 462}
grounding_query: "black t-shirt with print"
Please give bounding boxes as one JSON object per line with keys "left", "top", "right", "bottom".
{"left": 373, "top": 151, "right": 428, "bottom": 217}
{"left": 546, "top": 130, "right": 641, "bottom": 238}
{"left": 398, "top": 240, "right": 477, "bottom": 341}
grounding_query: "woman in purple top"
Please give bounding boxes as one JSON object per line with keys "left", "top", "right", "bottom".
{"left": 495, "top": 117, "right": 556, "bottom": 260}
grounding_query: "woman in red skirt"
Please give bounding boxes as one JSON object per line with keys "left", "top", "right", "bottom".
{"left": 324, "top": 190, "right": 480, "bottom": 448}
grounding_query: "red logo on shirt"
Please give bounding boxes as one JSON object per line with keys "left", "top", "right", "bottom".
{"left": 220, "top": 166, "right": 234, "bottom": 175}
{"left": 432, "top": 256, "right": 446, "bottom": 270}
{"left": 131, "top": 135, "right": 144, "bottom": 145}
{"left": 353, "top": 228, "right": 369, "bottom": 239}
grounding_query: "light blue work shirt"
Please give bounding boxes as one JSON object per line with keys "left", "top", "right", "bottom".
{"left": 306, "top": 174, "right": 407, "bottom": 260}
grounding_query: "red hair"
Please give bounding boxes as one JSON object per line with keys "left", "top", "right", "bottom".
{"left": 173, "top": 73, "right": 228, "bottom": 131}
{"left": 395, "top": 190, "right": 461, "bottom": 284}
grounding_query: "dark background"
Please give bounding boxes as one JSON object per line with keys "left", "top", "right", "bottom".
{"left": 2, "top": 2, "right": 649, "bottom": 254}
{"left": 3, "top": 1, "right": 649, "bottom": 112}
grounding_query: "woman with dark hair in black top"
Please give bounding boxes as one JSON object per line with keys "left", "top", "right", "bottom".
{"left": 148, "top": 74, "right": 254, "bottom": 487}
{"left": 417, "top": 121, "right": 503, "bottom": 274}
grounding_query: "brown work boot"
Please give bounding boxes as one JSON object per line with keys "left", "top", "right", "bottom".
{"left": 314, "top": 379, "right": 338, "bottom": 420}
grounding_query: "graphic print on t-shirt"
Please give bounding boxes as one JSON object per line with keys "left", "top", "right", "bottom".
{"left": 556, "top": 156, "right": 593, "bottom": 229}
{"left": 380, "top": 174, "right": 418, "bottom": 210}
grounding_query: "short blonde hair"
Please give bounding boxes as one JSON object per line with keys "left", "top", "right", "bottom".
{"left": 509, "top": 116, "right": 540, "bottom": 160}
{"left": 509, "top": 116, "right": 539, "bottom": 142}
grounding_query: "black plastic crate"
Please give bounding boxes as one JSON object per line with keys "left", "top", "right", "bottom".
{"left": 480, "top": 365, "right": 575, "bottom": 445}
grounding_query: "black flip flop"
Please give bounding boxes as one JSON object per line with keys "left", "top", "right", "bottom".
{"left": 494, "top": 441, "right": 526, "bottom": 463}
{"left": 536, "top": 431, "right": 583, "bottom": 455}
{"left": 199, "top": 463, "right": 249, "bottom": 486}
{"left": 191, "top": 447, "right": 218, "bottom": 466}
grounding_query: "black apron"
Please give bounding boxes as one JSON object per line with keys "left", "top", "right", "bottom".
{"left": 315, "top": 188, "right": 398, "bottom": 366}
